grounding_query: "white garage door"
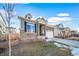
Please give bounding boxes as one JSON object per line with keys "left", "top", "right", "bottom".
{"left": 46, "top": 30, "right": 53, "bottom": 39}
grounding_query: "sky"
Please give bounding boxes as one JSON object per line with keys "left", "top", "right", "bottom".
{"left": 0, "top": 3, "right": 79, "bottom": 32}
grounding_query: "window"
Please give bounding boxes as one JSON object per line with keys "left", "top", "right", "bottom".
{"left": 28, "top": 17, "right": 31, "bottom": 19}
{"left": 26, "top": 24, "right": 31, "bottom": 32}
{"left": 24, "top": 22, "right": 36, "bottom": 32}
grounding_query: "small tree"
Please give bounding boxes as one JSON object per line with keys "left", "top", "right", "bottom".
{"left": 3, "top": 3, "right": 15, "bottom": 56}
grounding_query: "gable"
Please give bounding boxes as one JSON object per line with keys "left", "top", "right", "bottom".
{"left": 25, "top": 13, "right": 32, "bottom": 20}
{"left": 36, "top": 17, "right": 47, "bottom": 24}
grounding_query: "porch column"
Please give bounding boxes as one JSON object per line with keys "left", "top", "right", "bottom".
{"left": 36, "top": 22, "right": 40, "bottom": 36}
{"left": 44, "top": 24, "right": 46, "bottom": 36}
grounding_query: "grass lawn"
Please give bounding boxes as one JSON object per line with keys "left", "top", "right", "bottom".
{"left": 11, "top": 42, "right": 72, "bottom": 56}
{"left": 68, "top": 37, "right": 79, "bottom": 41}
{"left": 0, "top": 48, "right": 9, "bottom": 56}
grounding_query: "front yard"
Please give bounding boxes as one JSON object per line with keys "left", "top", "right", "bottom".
{"left": 10, "top": 41, "right": 72, "bottom": 56}
{"left": 0, "top": 40, "right": 73, "bottom": 56}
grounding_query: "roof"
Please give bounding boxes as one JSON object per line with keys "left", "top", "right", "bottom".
{"left": 36, "top": 16, "right": 47, "bottom": 22}
{"left": 18, "top": 16, "right": 37, "bottom": 23}
{"left": 18, "top": 14, "right": 47, "bottom": 24}
{"left": 46, "top": 24, "right": 54, "bottom": 28}
{"left": 25, "top": 13, "right": 32, "bottom": 18}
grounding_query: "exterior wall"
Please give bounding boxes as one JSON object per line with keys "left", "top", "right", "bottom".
{"left": 20, "top": 32, "right": 37, "bottom": 42}
{"left": 20, "top": 21, "right": 46, "bottom": 42}
{"left": 19, "top": 16, "right": 38, "bottom": 42}
{"left": 0, "top": 15, "right": 7, "bottom": 34}
{"left": 0, "top": 13, "right": 7, "bottom": 40}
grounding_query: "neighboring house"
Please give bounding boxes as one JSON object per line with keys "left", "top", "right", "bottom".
{"left": 60, "top": 27, "right": 71, "bottom": 38}
{"left": 0, "top": 12, "right": 7, "bottom": 40}
{"left": 18, "top": 13, "right": 54, "bottom": 42}
{"left": 53, "top": 24, "right": 71, "bottom": 38}
{"left": 63, "top": 27, "right": 71, "bottom": 38}
{"left": 53, "top": 24, "right": 64, "bottom": 38}
{"left": 70, "top": 30, "right": 79, "bottom": 37}
{"left": 0, "top": 12, "right": 7, "bottom": 34}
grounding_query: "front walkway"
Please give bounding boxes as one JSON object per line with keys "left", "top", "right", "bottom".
{"left": 52, "top": 38, "right": 79, "bottom": 47}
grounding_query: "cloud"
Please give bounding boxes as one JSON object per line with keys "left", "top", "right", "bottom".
{"left": 48, "top": 17, "right": 72, "bottom": 22}
{"left": 77, "top": 28, "right": 79, "bottom": 32}
{"left": 57, "top": 13, "right": 70, "bottom": 17}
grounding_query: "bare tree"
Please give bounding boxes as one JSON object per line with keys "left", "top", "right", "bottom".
{"left": 3, "top": 3, "right": 15, "bottom": 56}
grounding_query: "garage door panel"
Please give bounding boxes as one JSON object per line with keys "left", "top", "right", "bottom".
{"left": 46, "top": 30, "right": 53, "bottom": 39}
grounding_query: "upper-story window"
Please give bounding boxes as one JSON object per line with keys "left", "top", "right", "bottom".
{"left": 28, "top": 17, "right": 31, "bottom": 19}
{"left": 25, "top": 13, "right": 32, "bottom": 20}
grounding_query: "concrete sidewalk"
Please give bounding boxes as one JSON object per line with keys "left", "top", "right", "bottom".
{"left": 52, "top": 38, "right": 79, "bottom": 47}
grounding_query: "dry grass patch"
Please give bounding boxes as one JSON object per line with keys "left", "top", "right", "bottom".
{"left": 11, "top": 42, "right": 72, "bottom": 56}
